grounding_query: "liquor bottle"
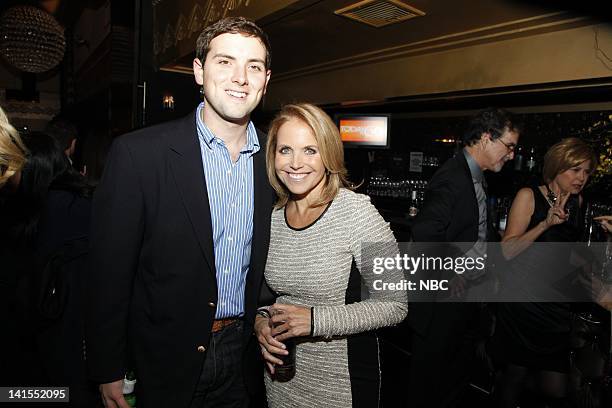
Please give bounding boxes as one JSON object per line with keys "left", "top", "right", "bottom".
{"left": 582, "top": 202, "right": 594, "bottom": 246}
{"left": 408, "top": 190, "right": 419, "bottom": 218}
{"left": 513, "top": 145, "right": 524, "bottom": 171}
{"left": 498, "top": 199, "right": 509, "bottom": 233}
{"left": 526, "top": 147, "right": 537, "bottom": 173}
{"left": 123, "top": 371, "right": 137, "bottom": 407}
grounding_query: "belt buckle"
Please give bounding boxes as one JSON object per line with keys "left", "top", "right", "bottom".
{"left": 211, "top": 318, "right": 237, "bottom": 333}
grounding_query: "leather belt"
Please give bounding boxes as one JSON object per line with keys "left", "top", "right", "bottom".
{"left": 211, "top": 317, "right": 239, "bottom": 333}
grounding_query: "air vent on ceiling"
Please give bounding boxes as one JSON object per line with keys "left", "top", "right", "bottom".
{"left": 335, "top": 0, "right": 425, "bottom": 28}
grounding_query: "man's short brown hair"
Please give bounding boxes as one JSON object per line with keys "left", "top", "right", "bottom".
{"left": 196, "top": 16, "right": 271, "bottom": 69}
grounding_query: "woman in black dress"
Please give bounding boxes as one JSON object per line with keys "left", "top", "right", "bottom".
{"left": 1, "top": 132, "right": 98, "bottom": 405}
{"left": 493, "top": 138, "right": 597, "bottom": 407}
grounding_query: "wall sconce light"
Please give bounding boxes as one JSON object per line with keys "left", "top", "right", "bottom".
{"left": 434, "top": 138, "right": 456, "bottom": 144}
{"left": 163, "top": 95, "right": 175, "bottom": 110}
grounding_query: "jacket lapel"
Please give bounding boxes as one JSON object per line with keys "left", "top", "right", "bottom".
{"left": 249, "top": 129, "right": 272, "bottom": 279}
{"left": 167, "top": 112, "right": 216, "bottom": 274}
{"left": 243, "top": 130, "right": 274, "bottom": 321}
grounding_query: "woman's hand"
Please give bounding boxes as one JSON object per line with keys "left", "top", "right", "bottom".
{"left": 594, "top": 215, "right": 612, "bottom": 234}
{"left": 544, "top": 192, "right": 570, "bottom": 228}
{"left": 269, "top": 303, "right": 312, "bottom": 342}
{"left": 254, "top": 314, "right": 287, "bottom": 374}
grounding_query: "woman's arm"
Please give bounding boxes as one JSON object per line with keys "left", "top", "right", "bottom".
{"left": 312, "top": 194, "right": 408, "bottom": 338}
{"left": 268, "top": 193, "right": 408, "bottom": 341}
{"left": 501, "top": 187, "right": 569, "bottom": 259}
{"left": 592, "top": 214, "right": 612, "bottom": 310}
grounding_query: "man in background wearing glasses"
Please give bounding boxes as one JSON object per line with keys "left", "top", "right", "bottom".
{"left": 407, "top": 108, "right": 521, "bottom": 407}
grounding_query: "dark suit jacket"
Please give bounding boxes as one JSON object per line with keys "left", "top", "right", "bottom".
{"left": 86, "top": 112, "right": 275, "bottom": 407}
{"left": 411, "top": 152, "right": 479, "bottom": 244}
{"left": 409, "top": 152, "right": 493, "bottom": 337}
{"left": 35, "top": 190, "right": 96, "bottom": 405}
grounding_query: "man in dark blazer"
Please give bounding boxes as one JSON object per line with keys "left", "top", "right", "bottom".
{"left": 87, "top": 17, "right": 275, "bottom": 408}
{"left": 407, "top": 108, "right": 521, "bottom": 407}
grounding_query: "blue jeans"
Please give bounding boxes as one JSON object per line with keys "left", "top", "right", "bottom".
{"left": 189, "top": 320, "right": 249, "bottom": 408}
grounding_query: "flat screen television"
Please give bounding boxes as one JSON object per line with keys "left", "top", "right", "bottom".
{"left": 336, "top": 114, "right": 390, "bottom": 149}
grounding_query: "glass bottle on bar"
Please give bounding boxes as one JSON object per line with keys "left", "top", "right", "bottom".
{"left": 526, "top": 147, "right": 537, "bottom": 173}
{"left": 582, "top": 202, "right": 594, "bottom": 246}
{"left": 123, "top": 371, "right": 137, "bottom": 407}
{"left": 408, "top": 190, "right": 419, "bottom": 218}
{"left": 513, "top": 145, "right": 524, "bottom": 171}
{"left": 498, "top": 198, "right": 510, "bottom": 233}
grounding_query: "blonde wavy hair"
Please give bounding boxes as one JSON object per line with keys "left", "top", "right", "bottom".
{"left": 542, "top": 137, "right": 597, "bottom": 183}
{"left": 266, "top": 103, "right": 351, "bottom": 209}
{"left": 0, "top": 105, "right": 28, "bottom": 187}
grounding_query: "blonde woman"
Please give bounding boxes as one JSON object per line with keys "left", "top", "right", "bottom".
{"left": 254, "top": 103, "right": 407, "bottom": 408}
{"left": 493, "top": 138, "right": 597, "bottom": 407}
{"left": 0, "top": 105, "right": 27, "bottom": 189}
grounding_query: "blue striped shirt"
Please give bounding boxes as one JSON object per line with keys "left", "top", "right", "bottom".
{"left": 195, "top": 103, "right": 258, "bottom": 318}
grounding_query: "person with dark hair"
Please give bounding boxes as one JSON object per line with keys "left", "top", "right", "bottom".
{"left": 1, "top": 132, "right": 97, "bottom": 405}
{"left": 493, "top": 138, "right": 597, "bottom": 407}
{"left": 407, "top": 108, "right": 521, "bottom": 407}
{"left": 44, "top": 116, "right": 86, "bottom": 176}
{"left": 7, "top": 133, "right": 92, "bottom": 243}
{"left": 45, "top": 117, "right": 78, "bottom": 158}
{"left": 461, "top": 108, "right": 521, "bottom": 152}
{"left": 87, "top": 16, "right": 275, "bottom": 408}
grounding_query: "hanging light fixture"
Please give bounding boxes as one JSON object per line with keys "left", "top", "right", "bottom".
{"left": 0, "top": 5, "right": 66, "bottom": 73}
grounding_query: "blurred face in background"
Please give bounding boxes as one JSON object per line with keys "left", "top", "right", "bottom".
{"left": 483, "top": 129, "right": 519, "bottom": 172}
{"left": 553, "top": 160, "right": 592, "bottom": 194}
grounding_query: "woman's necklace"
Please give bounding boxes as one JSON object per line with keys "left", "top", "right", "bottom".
{"left": 545, "top": 184, "right": 557, "bottom": 206}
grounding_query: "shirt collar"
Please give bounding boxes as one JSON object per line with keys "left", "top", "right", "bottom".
{"left": 463, "top": 148, "right": 484, "bottom": 183}
{"left": 195, "top": 102, "right": 260, "bottom": 155}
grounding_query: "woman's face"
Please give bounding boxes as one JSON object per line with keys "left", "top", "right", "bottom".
{"left": 274, "top": 118, "right": 326, "bottom": 201}
{"left": 554, "top": 160, "right": 592, "bottom": 194}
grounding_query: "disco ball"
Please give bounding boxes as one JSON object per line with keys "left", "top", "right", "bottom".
{"left": 0, "top": 5, "right": 66, "bottom": 73}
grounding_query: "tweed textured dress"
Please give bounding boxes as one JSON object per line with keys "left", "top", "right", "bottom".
{"left": 264, "top": 188, "right": 408, "bottom": 408}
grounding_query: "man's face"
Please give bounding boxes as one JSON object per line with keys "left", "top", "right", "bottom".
{"left": 482, "top": 128, "right": 519, "bottom": 172}
{"left": 193, "top": 33, "right": 271, "bottom": 126}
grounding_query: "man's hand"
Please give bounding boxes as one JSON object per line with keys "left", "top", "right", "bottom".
{"left": 100, "top": 379, "right": 130, "bottom": 408}
{"left": 254, "top": 314, "right": 287, "bottom": 374}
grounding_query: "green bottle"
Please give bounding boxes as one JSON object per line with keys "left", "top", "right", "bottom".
{"left": 123, "top": 371, "right": 137, "bottom": 407}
